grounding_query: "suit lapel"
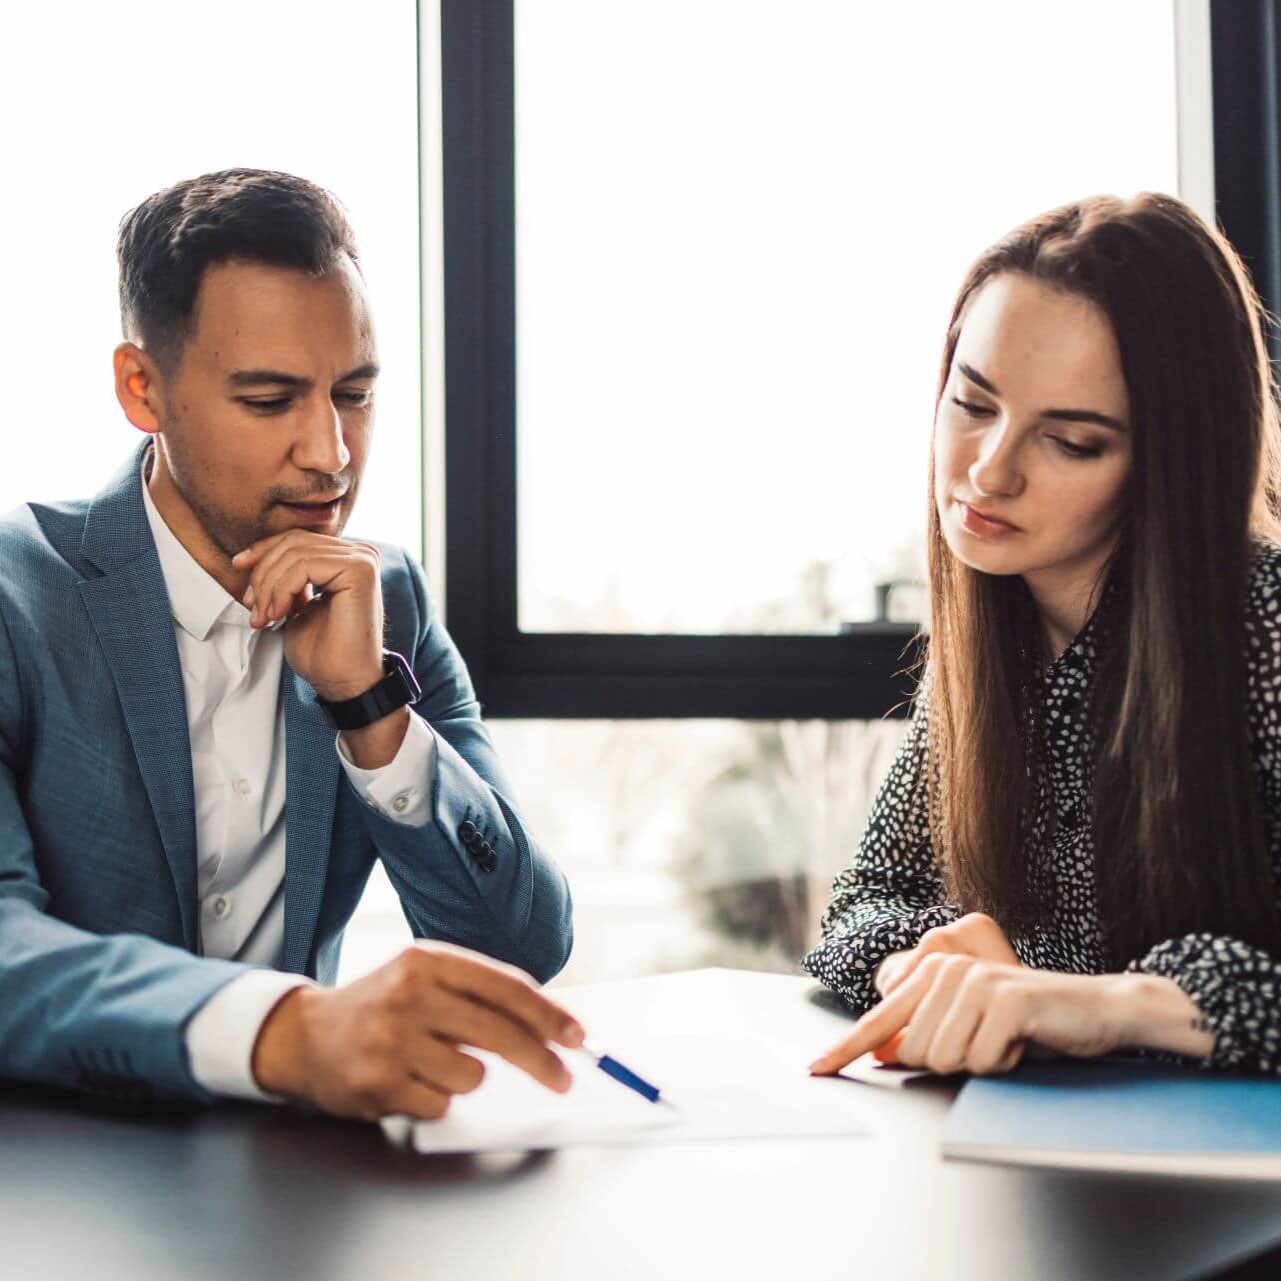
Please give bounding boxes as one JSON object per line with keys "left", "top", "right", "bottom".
{"left": 78, "top": 441, "right": 343, "bottom": 971}
{"left": 282, "top": 662, "right": 340, "bottom": 974}
{"left": 78, "top": 444, "right": 199, "bottom": 950}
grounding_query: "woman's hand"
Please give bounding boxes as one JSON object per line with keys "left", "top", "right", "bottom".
{"left": 809, "top": 958, "right": 1132, "bottom": 1077}
{"left": 875, "top": 912, "right": 1020, "bottom": 997}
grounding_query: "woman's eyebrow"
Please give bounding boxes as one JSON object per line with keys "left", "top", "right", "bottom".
{"left": 956, "top": 360, "right": 1128, "bottom": 433}
{"left": 957, "top": 361, "right": 999, "bottom": 395}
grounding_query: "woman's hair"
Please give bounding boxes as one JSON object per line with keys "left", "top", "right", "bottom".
{"left": 924, "top": 192, "right": 1281, "bottom": 964}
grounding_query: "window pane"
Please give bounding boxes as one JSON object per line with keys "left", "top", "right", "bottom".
{"left": 338, "top": 715, "right": 912, "bottom": 987}
{"left": 488, "top": 719, "right": 907, "bottom": 986}
{"left": 516, "top": 0, "right": 1178, "bottom": 634}
{"left": 0, "top": 0, "right": 421, "bottom": 555}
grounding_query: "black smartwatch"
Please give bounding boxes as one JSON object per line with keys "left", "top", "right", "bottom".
{"left": 318, "top": 650, "right": 422, "bottom": 731}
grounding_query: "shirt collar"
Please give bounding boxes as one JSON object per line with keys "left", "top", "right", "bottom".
{"left": 1043, "top": 573, "right": 1115, "bottom": 684}
{"left": 140, "top": 454, "right": 254, "bottom": 642}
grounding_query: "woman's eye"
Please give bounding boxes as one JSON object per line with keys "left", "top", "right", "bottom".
{"left": 1050, "top": 436, "right": 1102, "bottom": 460}
{"left": 951, "top": 397, "right": 993, "bottom": 418}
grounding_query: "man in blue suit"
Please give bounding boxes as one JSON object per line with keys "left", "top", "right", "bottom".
{"left": 0, "top": 169, "right": 579, "bottom": 1120}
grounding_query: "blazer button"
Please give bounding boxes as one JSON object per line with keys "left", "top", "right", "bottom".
{"left": 458, "top": 820, "right": 478, "bottom": 843}
{"left": 480, "top": 852, "right": 497, "bottom": 873}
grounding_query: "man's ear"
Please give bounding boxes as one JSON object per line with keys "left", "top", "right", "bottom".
{"left": 113, "top": 343, "right": 164, "bottom": 434}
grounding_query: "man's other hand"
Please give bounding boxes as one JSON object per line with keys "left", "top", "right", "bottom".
{"left": 251, "top": 942, "right": 585, "bottom": 1121}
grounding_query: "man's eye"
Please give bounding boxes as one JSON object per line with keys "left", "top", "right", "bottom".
{"left": 951, "top": 397, "right": 993, "bottom": 417}
{"left": 337, "top": 390, "right": 373, "bottom": 406}
{"left": 241, "top": 397, "right": 291, "bottom": 413}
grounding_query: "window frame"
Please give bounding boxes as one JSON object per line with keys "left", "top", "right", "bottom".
{"left": 1209, "top": 0, "right": 1281, "bottom": 367}
{"left": 437, "top": 0, "right": 1266, "bottom": 719}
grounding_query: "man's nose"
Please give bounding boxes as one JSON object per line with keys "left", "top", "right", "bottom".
{"left": 293, "top": 397, "right": 351, "bottom": 475}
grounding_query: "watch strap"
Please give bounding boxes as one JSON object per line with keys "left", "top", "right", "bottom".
{"left": 319, "top": 651, "right": 422, "bottom": 731}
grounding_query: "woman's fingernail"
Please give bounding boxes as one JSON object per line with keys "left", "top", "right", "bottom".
{"left": 243, "top": 586, "right": 255, "bottom": 607}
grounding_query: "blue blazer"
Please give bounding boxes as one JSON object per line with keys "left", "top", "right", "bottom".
{"left": 0, "top": 441, "right": 573, "bottom": 1103}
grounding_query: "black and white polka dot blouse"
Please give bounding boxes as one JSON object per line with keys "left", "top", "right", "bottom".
{"left": 803, "top": 543, "right": 1281, "bottom": 1074}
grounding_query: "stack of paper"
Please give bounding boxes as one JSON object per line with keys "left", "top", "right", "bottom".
{"left": 385, "top": 1033, "right": 869, "bottom": 1155}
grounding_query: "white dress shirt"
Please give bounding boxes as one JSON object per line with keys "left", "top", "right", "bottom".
{"left": 140, "top": 473, "right": 436, "bottom": 1100}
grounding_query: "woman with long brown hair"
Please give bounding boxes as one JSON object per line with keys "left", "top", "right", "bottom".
{"left": 805, "top": 192, "right": 1281, "bottom": 1077}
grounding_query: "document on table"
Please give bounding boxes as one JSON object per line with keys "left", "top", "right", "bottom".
{"left": 383, "top": 1033, "right": 870, "bottom": 1154}
{"left": 838, "top": 1052, "right": 959, "bottom": 1089}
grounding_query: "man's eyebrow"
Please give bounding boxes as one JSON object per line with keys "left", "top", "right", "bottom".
{"left": 227, "top": 369, "right": 309, "bottom": 389}
{"left": 226, "top": 362, "right": 381, "bottom": 390}
{"left": 956, "top": 360, "right": 1128, "bottom": 433}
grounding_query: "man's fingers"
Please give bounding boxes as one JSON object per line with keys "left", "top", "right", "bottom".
{"left": 241, "top": 533, "right": 369, "bottom": 618}
{"left": 407, "top": 1033, "right": 488, "bottom": 1096}
{"left": 252, "top": 550, "right": 354, "bottom": 623}
{"left": 396, "top": 1075, "right": 454, "bottom": 1122}
{"left": 427, "top": 947, "right": 584, "bottom": 1048}
{"left": 240, "top": 532, "right": 318, "bottom": 602}
{"left": 422, "top": 988, "right": 572, "bottom": 1093}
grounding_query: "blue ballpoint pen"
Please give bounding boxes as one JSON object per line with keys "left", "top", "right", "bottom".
{"left": 575, "top": 1040, "right": 668, "bottom": 1105}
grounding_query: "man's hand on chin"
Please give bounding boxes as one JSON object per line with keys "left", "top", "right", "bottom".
{"left": 251, "top": 943, "right": 586, "bottom": 1121}
{"left": 232, "top": 531, "right": 408, "bottom": 767}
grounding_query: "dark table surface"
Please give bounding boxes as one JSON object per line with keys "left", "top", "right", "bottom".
{"left": 4, "top": 970, "right": 1281, "bottom": 1281}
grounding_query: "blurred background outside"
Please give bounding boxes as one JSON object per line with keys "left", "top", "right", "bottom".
{"left": 0, "top": 0, "right": 1185, "bottom": 987}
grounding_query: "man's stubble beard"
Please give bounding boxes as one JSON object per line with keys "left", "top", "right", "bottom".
{"left": 155, "top": 429, "right": 274, "bottom": 562}
{"left": 155, "top": 426, "right": 360, "bottom": 561}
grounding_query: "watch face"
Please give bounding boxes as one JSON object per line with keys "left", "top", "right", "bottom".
{"left": 384, "top": 650, "right": 423, "bottom": 704}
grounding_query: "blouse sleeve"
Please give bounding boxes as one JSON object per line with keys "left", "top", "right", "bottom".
{"left": 801, "top": 685, "right": 958, "bottom": 1013}
{"left": 1126, "top": 934, "right": 1281, "bottom": 1072}
{"left": 1126, "top": 545, "right": 1281, "bottom": 1074}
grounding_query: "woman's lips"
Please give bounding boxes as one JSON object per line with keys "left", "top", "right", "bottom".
{"left": 957, "top": 500, "right": 1021, "bottom": 538}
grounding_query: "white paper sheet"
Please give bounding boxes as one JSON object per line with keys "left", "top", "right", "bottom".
{"left": 837, "top": 1052, "right": 953, "bottom": 1089}
{"left": 384, "top": 1033, "right": 870, "bottom": 1154}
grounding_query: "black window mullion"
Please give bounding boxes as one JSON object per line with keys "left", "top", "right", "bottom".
{"left": 1211, "top": 0, "right": 1281, "bottom": 363}
{"left": 440, "top": 0, "right": 920, "bottom": 720}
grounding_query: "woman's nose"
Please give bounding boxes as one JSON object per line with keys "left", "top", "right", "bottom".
{"left": 969, "top": 425, "right": 1025, "bottom": 498}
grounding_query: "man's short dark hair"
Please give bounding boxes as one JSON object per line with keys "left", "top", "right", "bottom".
{"left": 117, "top": 168, "right": 360, "bottom": 373}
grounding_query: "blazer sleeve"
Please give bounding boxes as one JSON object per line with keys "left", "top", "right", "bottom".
{"left": 0, "top": 602, "right": 246, "bottom": 1104}
{"left": 347, "top": 549, "right": 573, "bottom": 983}
{"left": 801, "top": 683, "right": 957, "bottom": 1014}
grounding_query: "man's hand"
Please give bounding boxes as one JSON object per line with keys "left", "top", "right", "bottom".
{"left": 232, "top": 532, "right": 385, "bottom": 702}
{"left": 875, "top": 911, "right": 1020, "bottom": 998}
{"left": 251, "top": 943, "right": 586, "bottom": 1121}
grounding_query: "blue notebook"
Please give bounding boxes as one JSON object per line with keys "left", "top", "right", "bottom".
{"left": 942, "top": 1059, "right": 1281, "bottom": 1180}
